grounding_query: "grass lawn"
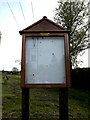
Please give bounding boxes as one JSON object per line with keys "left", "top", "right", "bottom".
{"left": 2, "top": 74, "right": 89, "bottom": 120}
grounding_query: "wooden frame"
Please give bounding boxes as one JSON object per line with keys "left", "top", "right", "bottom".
{"left": 21, "top": 32, "right": 70, "bottom": 88}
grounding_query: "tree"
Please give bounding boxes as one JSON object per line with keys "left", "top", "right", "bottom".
{"left": 12, "top": 67, "right": 18, "bottom": 74}
{"left": 15, "top": 60, "right": 21, "bottom": 65}
{"left": 54, "top": 0, "right": 89, "bottom": 68}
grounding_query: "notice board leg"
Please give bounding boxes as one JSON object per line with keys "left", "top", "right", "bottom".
{"left": 22, "top": 88, "right": 29, "bottom": 120}
{"left": 59, "top": 88, "right": 68, "bottom": 120}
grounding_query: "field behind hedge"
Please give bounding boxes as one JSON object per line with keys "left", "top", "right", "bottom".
{"left": 2, "top": 74, "right": 90, "bottom": 120}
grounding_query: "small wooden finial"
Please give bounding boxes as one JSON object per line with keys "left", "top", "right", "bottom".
{"left": 43, "top": 16, "right": 47, "bottom": 19}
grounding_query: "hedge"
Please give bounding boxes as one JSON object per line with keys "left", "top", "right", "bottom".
{"left": 71, "top": 68, "right": 90, "bottom": 90}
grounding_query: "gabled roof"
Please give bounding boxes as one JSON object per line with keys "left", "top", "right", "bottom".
{"left": 19, "top": 16, "right": 70, "bottom": 35}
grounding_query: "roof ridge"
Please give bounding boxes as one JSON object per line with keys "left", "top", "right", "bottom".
{"left": 19, "top": 17, "right": 70, "bottom": 35}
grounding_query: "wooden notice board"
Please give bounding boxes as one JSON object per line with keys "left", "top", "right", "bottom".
{"left": 19, "top": 17, "right": 70, "bottom": 88}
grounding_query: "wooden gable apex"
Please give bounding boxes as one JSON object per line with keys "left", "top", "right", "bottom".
{"left": 19, "top": 16, "right": 70, "bottom": 35}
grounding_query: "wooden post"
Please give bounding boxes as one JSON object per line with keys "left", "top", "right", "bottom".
{"left": 59, "top": 88, "right": 68, "bottom": 120}
{"left": 22, "top": 88, "right": 29, "bottom": 120}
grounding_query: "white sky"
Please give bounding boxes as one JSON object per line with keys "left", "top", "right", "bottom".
{"left": 0, "top": 0, "right": 88, "bottom": 71}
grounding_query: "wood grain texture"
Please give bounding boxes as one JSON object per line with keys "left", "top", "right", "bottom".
{"left": 59, "top": 88, "right": 68, "bottom": 120}
{"left": 22, "top": 88, "right": 29, "bottom": 120}
{"left": 65, "top": 34, "right": 71, "bottom": 87}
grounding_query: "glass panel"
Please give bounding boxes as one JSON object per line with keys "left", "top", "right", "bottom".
{"left": 25, "top": 37, "right": 66, "bottom": 84}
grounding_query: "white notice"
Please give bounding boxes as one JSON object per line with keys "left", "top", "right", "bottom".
{"left": 25, "top": 37, "right": 66, "bottom": 84}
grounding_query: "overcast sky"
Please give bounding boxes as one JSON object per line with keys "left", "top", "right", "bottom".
{"left": 0, "top": 0, "right": 88, "bottom": 71}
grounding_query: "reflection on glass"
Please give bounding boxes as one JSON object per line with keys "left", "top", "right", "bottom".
{"left": 25, "top": 37, "right": 66, "bottom": 84}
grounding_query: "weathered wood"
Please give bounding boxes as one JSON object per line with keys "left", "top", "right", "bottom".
{"left": 20, "top": 18, "right": 70, "bottom": 88}
{"left": 22, "top": 88, "right": 29, "bottom": 120}
{"left": 21, "top": 34, "right": 25, "bottom": 88}
{"left": 21, "top": 33, "right": 70, "bottom": 88}
{"left": 59, "top": 88, "right": 68, "bottom": 120}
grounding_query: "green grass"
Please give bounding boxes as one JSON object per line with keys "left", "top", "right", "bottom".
{"left": 68, "top": 88, "right": 89, "bottom": 119}
{"left": 2, "top": 74, "right": 89, "bottom": 119}
{"left": 2, "top": 74, "right": 21, "bottom": 119}
{"left": 29, "top": 88, "right": 59, "bottom": 120}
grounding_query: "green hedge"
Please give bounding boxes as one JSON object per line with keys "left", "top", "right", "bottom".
{"left": 71, "top": 68, "right": 90, "bottom": 90}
